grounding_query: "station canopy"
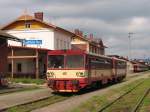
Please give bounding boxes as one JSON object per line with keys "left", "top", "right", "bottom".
{"left": 0, "top": 30, "right": 20, "bottom": 41}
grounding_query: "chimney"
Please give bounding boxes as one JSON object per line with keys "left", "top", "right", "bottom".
{"left": 84, "top": 35, "right": 87, "bottom": 38}
{"left": 74, "top": 29, "right": 84, "bottom": 37}
{"left": 34, "top": 12, "right": 43, "bottom": 21}
{"left": 89, "top": 33, "right": 94, "bottom": 40}
{"left": 74, "top": 29, "right": 80, "bottom": 35}
{"left": 79, "top": 31, "right": 83, "bottom": 37}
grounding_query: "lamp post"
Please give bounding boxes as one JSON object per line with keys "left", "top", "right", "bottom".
{"left": 128, "top": 32, "right": 134, "bottom": 60}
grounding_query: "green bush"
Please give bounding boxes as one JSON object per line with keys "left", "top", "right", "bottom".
{"left": 10, "top": 78, "right": 46, "bottom": 85}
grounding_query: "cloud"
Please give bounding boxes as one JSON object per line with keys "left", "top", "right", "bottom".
{"left": 0, "top": 0, "right": 150, "bottom": 58}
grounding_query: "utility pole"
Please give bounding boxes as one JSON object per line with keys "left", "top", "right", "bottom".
{"left": 128, "top": 32, "right": 134, "bottom": 60}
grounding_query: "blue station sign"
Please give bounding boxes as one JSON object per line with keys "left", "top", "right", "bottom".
{"left": 23, "top": 40, "right": 42, "bottom": 45}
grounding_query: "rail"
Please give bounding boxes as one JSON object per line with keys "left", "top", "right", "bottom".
{"left": 98, "top": 81, "right": 144, "bottom": 112}
{"left": 131, "top": 88, "right": 150, "bottom": 112}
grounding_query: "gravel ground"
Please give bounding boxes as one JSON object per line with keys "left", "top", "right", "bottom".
{"left": 0, "top": 88, "right": 52, "bottom": 110}
{"left": 32, "top": 72, "right": 150, "bottom": 112}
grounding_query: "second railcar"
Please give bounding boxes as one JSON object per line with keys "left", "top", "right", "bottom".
{"left": 133, "top": 64, "right": 149, "bottom": 72}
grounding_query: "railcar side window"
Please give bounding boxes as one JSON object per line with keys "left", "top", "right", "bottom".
{"left": 66, "top": 55, "right": 84, "bottom": 68}
{"left": 48, "top": 55, "right": 64, "bottom": 68}
{"left": 90, "top": 58, "right": 112, "bottom": 69}
{"left": 116, "top": 61, "right": 126, "bottom": 69}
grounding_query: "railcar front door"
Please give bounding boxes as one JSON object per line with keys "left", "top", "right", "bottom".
{"left": 88, "top": 57, "right": 92, "bottom": 84}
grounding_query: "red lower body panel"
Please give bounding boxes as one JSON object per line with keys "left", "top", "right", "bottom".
{"left": 47, "top": 78, "right": 88, "bottom": 92}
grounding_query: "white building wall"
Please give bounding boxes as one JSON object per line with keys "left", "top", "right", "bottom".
{"left": 54, "top": 30, "right": 72, "bottom": 50}
{"left": 127, "top": 61, "right": 134, "bottom": 74}
{"left": 8, "top": 59, "right": 35, "bottom": 74}
{"left": 7, "top": 29, "right": 54, "bottom": 50}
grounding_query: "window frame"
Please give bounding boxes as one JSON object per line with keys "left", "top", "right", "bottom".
{"left": 25, "top": 22, "right": 31, "bottom": 29}
{"left": 47, "top": 54, "right": 85, "bottom": 70}
{"left": 17, "top": 63, "right": 22, "bottom": 72}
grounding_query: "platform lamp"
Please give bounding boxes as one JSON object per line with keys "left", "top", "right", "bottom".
{"left": 128, "top": 32, "right": 134, "bottom": 60}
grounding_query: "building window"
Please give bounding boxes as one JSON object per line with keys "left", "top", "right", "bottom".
{"left": 64, "top": 41, "right": 66, "bottom": 49}
{"left": 57, "top": 39, "right": 59, "bottom": 49}
{"left": 92, "top": 47, "right": 94, "bottom": 53}
{"left": 60, "top": 40, "right": 63, "bottom": 49}
{"left": 17, "top": 63, "right": 22, "bottom": 72}
{"left": 96, "top": 48, "right": 98, "bottom": 54}
{"left": 8, "top": 64, "right": 12, "bottom": 72}
{"left": 25, "top": 22, "right": 31, "bottom": 28}
{"left": 89, "top": 46, "right": 92, "bottom": 52}
{"left": 94, "top": 47, "right": 96, "bottom": 53}
{"left": 67, "top": 42, "right": 70, "bottom": 49}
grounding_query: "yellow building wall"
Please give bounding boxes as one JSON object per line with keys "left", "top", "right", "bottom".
{"left": 73, "top": 37, "right": 83, "bottom": 42}
{"left": 4, "top": 20, "right": 50, "bottom": 30}
{"left": 72, "top": 36, "right": 89, "bottom": 51}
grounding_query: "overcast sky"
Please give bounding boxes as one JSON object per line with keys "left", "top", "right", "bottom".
{"left": 0, "top": 0, "right": 150, "bottom": 59}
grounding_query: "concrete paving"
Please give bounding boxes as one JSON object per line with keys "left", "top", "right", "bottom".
{"left": 0, "top": 88, "right": 52, "bottom": 110}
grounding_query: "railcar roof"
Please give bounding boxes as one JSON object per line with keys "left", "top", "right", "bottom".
{"left": 112, "top": 57, "right": 127, "bottom": 62}
{"left": 47, "top": 50, "right": 127, "bottom": 62}
{"left": 88, "top": 53, "right": 127, "bottom": 62}
{"left": 88, "top": 52, "right": 112, "bottom": 59}
{"left": 48, "top": 50, "right": 112, "bottom": 59}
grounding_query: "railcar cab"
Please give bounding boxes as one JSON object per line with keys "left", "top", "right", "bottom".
{"left": 47, "top": 50, "right": 85, "bottom": 70}
{"left": 47, "top": 50, "right": 88, "bottom": 92}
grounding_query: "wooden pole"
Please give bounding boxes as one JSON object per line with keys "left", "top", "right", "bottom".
{"left": 8, "top": 56, "right": 37, "bottom": 59}
{"left": 11, "top": 49, "right": 14, "bottom": 79}
{"left": 35, "top": 49, "right": 39, "bottom": 79}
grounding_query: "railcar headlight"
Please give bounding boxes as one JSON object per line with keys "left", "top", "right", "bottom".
{"left": 47, "top": 72, "right": 55, "bottom": 78}
{"left": 76, "top": 72, "right": 85, "bottom": 77}
{"left": 76, "top": 72, "right": 80, "bottom": 77}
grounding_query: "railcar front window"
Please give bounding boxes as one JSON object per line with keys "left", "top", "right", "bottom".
{"left": 48, "top": 55, "right": 64, "bottom": 68}
{"left": 66, "top": 55, "right": 84, "bottom": 68}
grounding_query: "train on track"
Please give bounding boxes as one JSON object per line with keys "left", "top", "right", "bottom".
{"left": 133, "top": 63, "right": 149, "bottom": 73}
{"left": 47, "top": 50, "right": 127, "bottom": 92}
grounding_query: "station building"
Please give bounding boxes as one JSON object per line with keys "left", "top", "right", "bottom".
{"left": 1, "top": 12, "right": 106, "bottom": 79}
{"left": 0, "top": 31, "right": 19, "bottom": 76}
{"left": 71, "top": 29, "right": 106, "bottom": 55}
{"left": 1, "top": 12, "right": 75, "bottom": 79}
{"left": 7, "top": 46, "right": 48, "bottom": 79}
{"left": 1, "top": 12, "right": 74, "bottom": 50}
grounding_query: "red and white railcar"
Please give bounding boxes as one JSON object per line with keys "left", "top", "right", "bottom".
{"left": 133, "top": 63, "right": 149, "bottom": 72}
{"left": 47, "top": 50, "right": 126, "bottom": 92}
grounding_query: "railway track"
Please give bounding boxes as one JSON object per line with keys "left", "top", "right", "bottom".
{"left": 0, "top": 85, "right": 39, "bottom": 95}
{"left": 1, "top": 93, "right": 74, "bottom": 112}
{"left": 0, "top": 87, "right": 24, "bottom": 95}
{"left": 98, "top": 81, "right": 144, "bottom": 112}
{"left": 131, "top": 88, "right": 150, "bottom": 112}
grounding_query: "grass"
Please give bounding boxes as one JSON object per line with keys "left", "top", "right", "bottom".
{"left": 5, "top": 95, "right": 70, "bottom": 112}
{"left": 106, "top": 78, "right": 150, "bottom": 112}
{"left": 9, "top": 78, "right": 46, "bottom": 85}
{"left": 139, "top": 89, "right": 150, "bottom": 112}
{"left": 70, "top": 78, "right": 150, "bottom": 112}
